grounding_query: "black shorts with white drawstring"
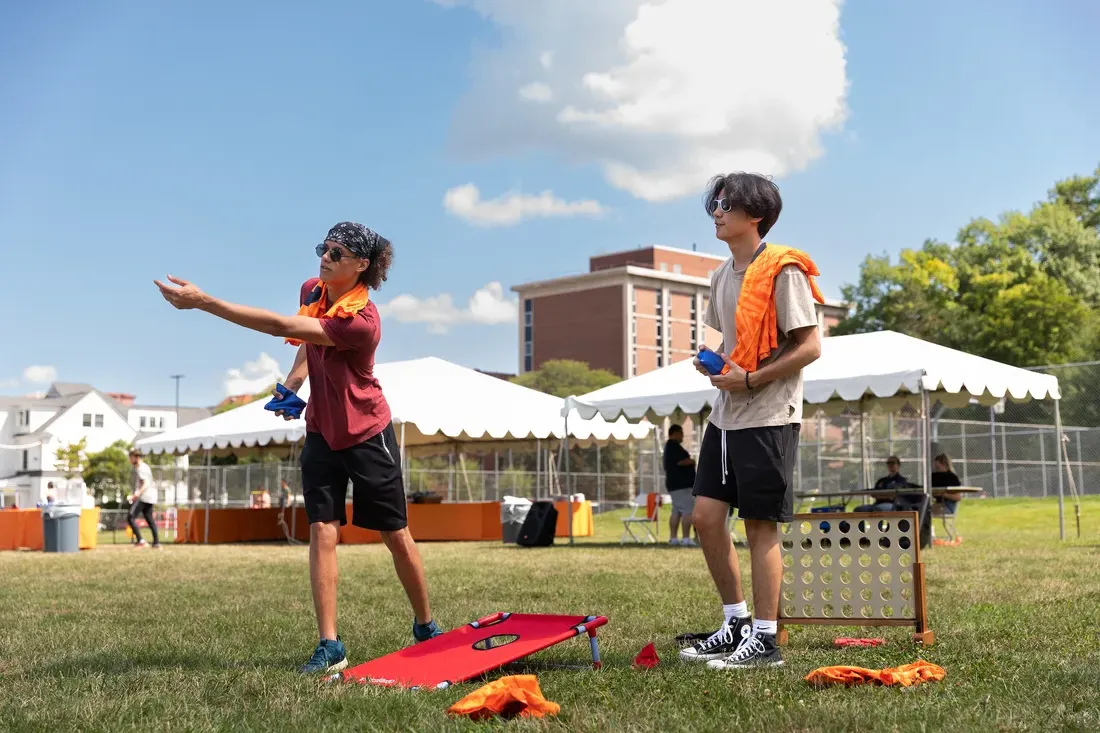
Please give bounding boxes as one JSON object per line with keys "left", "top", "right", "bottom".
{"left": 300, "top": 423, "right": 407, "bottom": 531}
{"left": 692, "top": 422, "right": 800, "bottom": 523}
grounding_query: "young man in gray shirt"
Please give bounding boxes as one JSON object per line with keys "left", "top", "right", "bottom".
{"left": 679, "top": 173, "right": 822, "bottom": 669}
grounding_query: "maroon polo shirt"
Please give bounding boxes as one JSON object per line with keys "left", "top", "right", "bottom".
{"left": 299, "top": 278, "right": 391, "bottom": 450}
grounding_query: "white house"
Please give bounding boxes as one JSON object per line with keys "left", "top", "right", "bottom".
{"left": 0, "top": 383, "right": 211, "bottom": 508}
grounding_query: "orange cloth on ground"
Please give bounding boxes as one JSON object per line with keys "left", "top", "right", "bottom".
{"left": 446, "top": 675, "right": 560, "bottom": 721}
{"left": 731, "top": 244, "right": 825, "bottom": 373}
{"left": 284, "top": 281, "right": 370, "bottom": 346}
{"left": 805, "top": 660, "right": 946, "bottom": 687}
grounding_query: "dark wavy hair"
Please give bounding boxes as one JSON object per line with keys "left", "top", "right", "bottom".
{"left": 703, "top": 172, "right": 783, "bottom": 237}
{"left": 359, "top": 237, "right": 394, "bottom": 290}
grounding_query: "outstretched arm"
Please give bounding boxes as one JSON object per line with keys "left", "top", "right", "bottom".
{"left": 155, "top": 276, "right": 335, "bottom": 347}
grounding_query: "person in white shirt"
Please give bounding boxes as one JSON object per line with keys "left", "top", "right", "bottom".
{"left": 127, "top": 449, "right": 162, "bottom": 549}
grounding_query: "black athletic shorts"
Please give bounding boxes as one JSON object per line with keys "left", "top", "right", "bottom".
{"left": 692, "top": 422, "right": 800, "bottom": 523}
{"left": 300, "top": 423, "right": 407, "bottom": 532}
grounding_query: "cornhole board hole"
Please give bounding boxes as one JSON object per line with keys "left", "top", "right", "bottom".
{"left": 778, "top": 512, "right": 934, "bottom": 646}
{"left": 339, "top": 613, "right": 608, "bottom": 690}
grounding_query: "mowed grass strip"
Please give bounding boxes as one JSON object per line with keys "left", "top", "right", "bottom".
{"left": 1, "top": 497, "right": 1099, "bottom": 732}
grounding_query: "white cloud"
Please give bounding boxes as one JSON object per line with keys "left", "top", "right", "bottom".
{"left": 224, "top": 353, "right": 284, "bottom": 396}
{"left": 377, "top": 282, "right": 517, "bottom": 334}
{"left": 440, "top": 0, "right": 849, "bottom": 201}
{"left": 23, "top": 365, "right": 57, "bottom": 384}
{"left": 443, "top": 183, "right": 605, "bottom": 227}
{"left": 518, "top": 82, "right": 553, "bottom": 103}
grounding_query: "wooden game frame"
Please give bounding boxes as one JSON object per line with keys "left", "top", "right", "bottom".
{"left": 777, "top": 511, "right": 933, "bottom": 646}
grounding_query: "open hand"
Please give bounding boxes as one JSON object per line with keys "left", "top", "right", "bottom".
{"left": 154, "top": 275, "right": 209, "bottom": 310}
{"left": 709, "top": 353, "right": 750, "bottom": 392}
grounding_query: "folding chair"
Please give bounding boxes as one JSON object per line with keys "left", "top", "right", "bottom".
{"left": 620, "top": 493, "right": 659, "bottom": 544}
{"left": 930, "top": 502, "right": 958, "bottom": 542}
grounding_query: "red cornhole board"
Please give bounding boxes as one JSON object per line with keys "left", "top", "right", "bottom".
{"left": 340, "top": 612, "right": 607, "bottom": 690}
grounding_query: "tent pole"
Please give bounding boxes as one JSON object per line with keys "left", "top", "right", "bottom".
{"left": 921, "top": 390, "right": 931, "bottom": 496}
{"left": 399, "top": 422, "right": 406, "bottom": 477}
{"left": 1054, "top": 398, "right": 1065, "bottom": 541}
{"left": 859, "top": 398, "right": 869, "bottom": 491}
{"left": 564, "top": 410, "right": 573, "bottom": 546}
{"left": 652, "top": 427, "right": 660, "bottom": 543}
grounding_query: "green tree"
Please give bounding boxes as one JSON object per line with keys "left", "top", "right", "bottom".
{"left": 511, "top": 359, "right": 620, "bottom": 398}
{"left": 83, "top": 440, "right": 133, "bottom": 502}
{"left": 833, "top": 164, "right": 1100, "bottom": 368}
{"left": 54, "top": 438, "right": 87, "bottom": 482}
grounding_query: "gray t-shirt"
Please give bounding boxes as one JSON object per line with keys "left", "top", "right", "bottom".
{"left": 704, "top": 258, "right": 819, "bottom": 431}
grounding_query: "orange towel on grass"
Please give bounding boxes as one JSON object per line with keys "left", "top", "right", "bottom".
{"left": 285, "top": 281, "right": 370, "bottom": 346}
{"left": 731, "top": 245, "right": 825, "bottom": 373}
{"left": 446, "top": 675, "right": 560, "bottom": 721}
{"left": 805, "top": 660, "right": 946, "bottom": 688}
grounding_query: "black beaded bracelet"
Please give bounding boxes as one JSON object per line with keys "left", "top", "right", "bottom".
{"left": 745, "top": 372, "right": 752, "bottom": 391}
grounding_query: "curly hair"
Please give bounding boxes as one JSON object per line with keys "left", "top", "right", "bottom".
{"left": 359, "top": 237, "right": 394, "bottom": 290}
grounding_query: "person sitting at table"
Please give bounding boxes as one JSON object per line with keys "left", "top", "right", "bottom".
{"left": 931, "top": 453, "right": 963, "bottom": 514}
{"left": 855, "top": 456, "right": 917, "bottom": 512}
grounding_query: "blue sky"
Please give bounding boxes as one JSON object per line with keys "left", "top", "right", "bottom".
{"left": 1, "top": 0, "right": 1098, "bottom": 408}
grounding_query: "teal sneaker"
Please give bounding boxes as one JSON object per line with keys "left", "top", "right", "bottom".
{"left": 300, "top": 637, "right": 348, "bottom": 675}
{"left": 413, "top": 619, "right": 443, "bottom": 643}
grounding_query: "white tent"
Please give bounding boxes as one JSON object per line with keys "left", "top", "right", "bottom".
{"left": 564, "top": 331, "right": 1068, "bottom": 537}
{"left": 136, "top": 356, "right": 651, "bottom": 456}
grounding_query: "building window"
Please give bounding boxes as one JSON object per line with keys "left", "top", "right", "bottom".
{"left": 657, "top": 354, "right": 663, "bottom": 367}
{"left": 22, "top": 450, "right": 28, "bottom": 471}
{"left": 83, "top": 413, "right": 92, "bottom": 427}
{"left": 140, "top": 416, "right": 147, "bottom": 428}
{"left": 707, "top": 269, "right": 714, "bottom": 280}
{"left": 94, "top": 414, "right": 104, "bottom": 428}
{"left": 673, "top": 264, "right": 682, "bottom": 274}
{"left": 659, "top": 263, "right": 668, "bottom": 272}
{"left": 158, "top": 417, "right": 165, "bottom": 429}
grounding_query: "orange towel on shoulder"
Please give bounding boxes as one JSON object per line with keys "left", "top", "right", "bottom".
{"left": 446, "top": 675, "right": 560, "bottom": 721}
{"left": 285, "top": 281, "right": 370, "bottom": 346}
{"left": 731, "top": 244, "right": 825, "bottom": 373}
{"left": 805, "top": 660, "right": 946, "bottom": 687}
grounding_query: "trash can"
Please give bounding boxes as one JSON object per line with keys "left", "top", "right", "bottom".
{"left": 42, "top": 503, "right": 82, "bottom": 553}
{"left": 501, "top": 497, "right": 532, "bottom": 544}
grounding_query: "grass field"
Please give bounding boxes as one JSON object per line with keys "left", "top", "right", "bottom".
{"left": 2, "top": 497, "right": 1099, "bottom": 732}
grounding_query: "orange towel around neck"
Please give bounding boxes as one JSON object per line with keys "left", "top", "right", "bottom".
{"left": 805, "top": 660, "right": 946, "bottom": 687}
{"left": 446, "top": 675, "right": 560, "bottom": 721}
{"left": 730, "top": 244, "right": 825, "bottom": 373}
{"left": 284, "top": 281, "right": 370, "bottom": 346}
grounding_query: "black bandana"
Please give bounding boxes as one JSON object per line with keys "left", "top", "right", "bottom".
{"left": 325, "top": 222, "right": 382, "bottom": 259}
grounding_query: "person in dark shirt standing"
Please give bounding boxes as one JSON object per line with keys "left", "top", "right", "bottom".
{"left": 155, "top": 221, "right": 441, "bottom": 675}
{"left": 663, "top": 424, "right": 698, "bottom": 546}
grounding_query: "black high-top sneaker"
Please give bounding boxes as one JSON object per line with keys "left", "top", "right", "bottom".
{"left": 706, "top": 631, "right": 784, "bottom": 669}
{"left": 678, "top": 616, "right": 753, "bottom": 662}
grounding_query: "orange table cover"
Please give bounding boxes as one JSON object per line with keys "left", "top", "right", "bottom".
{"left": 174, "top": 501, "right": 593, "bottom": 544}
{"left": 0, "top": 508, "right": 100, "bottom": 551}
{"left": 805, "top": 660, "right": 946, "bottom": 687}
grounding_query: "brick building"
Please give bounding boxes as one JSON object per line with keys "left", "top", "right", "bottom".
{"left": 512, "top": 245, "right": 848, "bottom": 378}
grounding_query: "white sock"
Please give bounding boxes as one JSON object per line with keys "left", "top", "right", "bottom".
{"left": 752, "top": 619, "right": 777, "bottom": 636}
{"left": 723, "top": 602, "right": 750, "bottom": 625}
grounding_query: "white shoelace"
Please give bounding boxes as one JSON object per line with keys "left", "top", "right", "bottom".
{"left": 698, "top": 624, "right": 736, "bottom": 652}
{"left": 725, "top": 633, "right": 767, "bottom": 664}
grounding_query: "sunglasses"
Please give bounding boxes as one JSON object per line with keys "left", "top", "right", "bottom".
{"left": 706, "top": 197, "right": 736, "bottom": 216}
{"left": 315, "top": 242, "right": 357, "bottom": 262}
